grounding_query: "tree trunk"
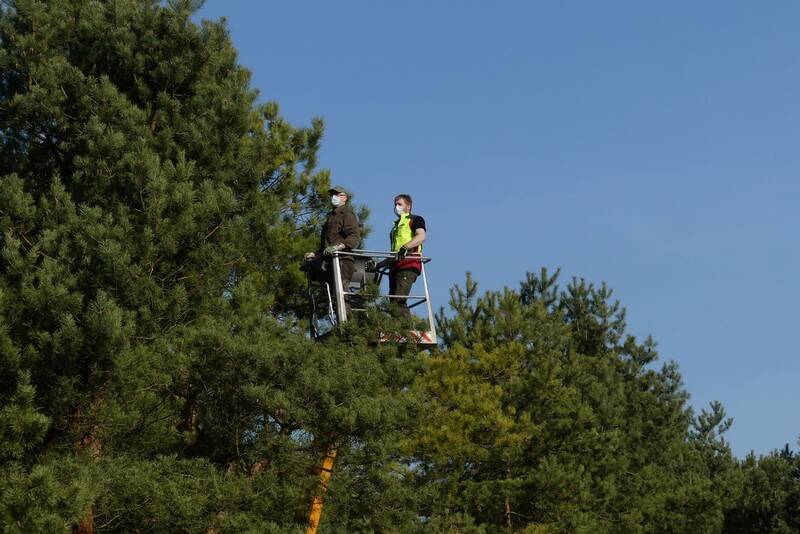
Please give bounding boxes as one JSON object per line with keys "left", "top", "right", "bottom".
{"left": 504, "top": 462, "right": 513, "bottom": 529}
{"left": 72, "top": 397, "right": 104, "bottom": 534}
{"left": 504, "top": 495, "right": 512, "bottom": 529}
{"left": 306, "top": 446, "right": 337, "bottom": 534}
{"left": 73, "top": 505, "right": 94, "bottom": 534}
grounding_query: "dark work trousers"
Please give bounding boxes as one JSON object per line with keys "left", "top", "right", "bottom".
{"left": 389, "top": 269, "right": 419, "bottom": 317}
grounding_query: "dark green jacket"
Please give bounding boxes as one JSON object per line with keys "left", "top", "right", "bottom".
{"left": 319, "top": 205, "right": 360, "bottom": 253}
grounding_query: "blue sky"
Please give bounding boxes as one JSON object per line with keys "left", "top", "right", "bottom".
{"left": 197, "top": 1, "right": 800, "bottom": 457}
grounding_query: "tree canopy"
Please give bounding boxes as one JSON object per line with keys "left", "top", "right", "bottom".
{"left": 0, "top": 1, "right": 797, "bottom": 533}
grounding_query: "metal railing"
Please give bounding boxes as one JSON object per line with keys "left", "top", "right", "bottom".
{"left": 329, "top": 249, "right": 437, "bottom": 340}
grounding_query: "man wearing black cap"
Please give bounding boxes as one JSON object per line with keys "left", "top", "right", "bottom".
{"left": 304, "top": 185, "right": 361, "bottom": 302}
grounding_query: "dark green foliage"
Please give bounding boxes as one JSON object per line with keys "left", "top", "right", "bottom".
{"left": 1, "top": 1, "right": 797, "bottom": 532}
{"left": 419, "top": 270, "right": 731, "bottom": 533}
{"left": 723, "top": 446, "right": 800, "bottom": 534}
{"left": 0, "top": 1, "right": 417, "bottom": 531}
{"left": 0, "top": 451, "right": 101, "bottom": 533}
{"left": 415, "top": 271, "right": 800, "bottom": 533}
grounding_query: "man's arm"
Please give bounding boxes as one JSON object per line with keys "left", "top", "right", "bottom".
{"left": 403, "top": 228, "right": 426, "bottom": 251}
{"left": 341, "top": 209, "right": 361, "bottom": 249}
{"left": 305, "top": 231, "right": 324, "bottom": 259}
{"left": 402, "top": 215, "right": 426, "bottom": 252}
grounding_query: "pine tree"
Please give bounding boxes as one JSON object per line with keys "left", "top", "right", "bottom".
{"left": 3, "top": 2, "right": 797, "bottom": 532}
{"left": 722, "top": 444, "right": 800, "bottom": 534}
{"left": 413, "top": 270, "right": 727, "bottom": 532}
{"left": 0, "top": 1, "right": 419, "bottom": 531}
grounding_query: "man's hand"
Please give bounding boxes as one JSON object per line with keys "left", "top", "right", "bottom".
{"left": 323, "top": 243, "right": 345, "bottom": 256}
{"left": 395, "top": 246, "right": 408, "bottom": 260}
{"left": 304, "top": 252, "right": 316, "bottom": 261}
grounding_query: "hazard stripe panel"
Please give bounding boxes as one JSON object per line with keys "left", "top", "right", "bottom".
{"left": 378, "top": 330, "right": 436, "bottom": 345}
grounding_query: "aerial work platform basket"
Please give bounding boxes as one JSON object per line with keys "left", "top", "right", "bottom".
{"left": 304, "top": 249, "right": 437, "bottom": 347}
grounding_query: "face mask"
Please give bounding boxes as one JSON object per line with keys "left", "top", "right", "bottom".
{"left": 395, "top": 205, "right": 406, "bottom": 217}
{"left": 331, "top": 195, "right": 342, "bottom": 207}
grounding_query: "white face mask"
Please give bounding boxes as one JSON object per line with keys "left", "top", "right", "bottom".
{"left": 395, "top": 204, "right": 406, "bottom": 217}
{"left": 331, "top": 195, "right": 342, "bottom": 207}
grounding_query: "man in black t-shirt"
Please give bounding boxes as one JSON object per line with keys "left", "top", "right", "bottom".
{"left": 389, "top": 194, "right": 426, "bottom": 317}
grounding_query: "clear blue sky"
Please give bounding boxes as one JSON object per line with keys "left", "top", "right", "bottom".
{"left": 197, "top": 1, "right": 800, "bottom": 457}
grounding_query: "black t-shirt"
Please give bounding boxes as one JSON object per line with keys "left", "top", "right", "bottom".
{"left": 409, "top": 215, "right": 426, "bottom": 235}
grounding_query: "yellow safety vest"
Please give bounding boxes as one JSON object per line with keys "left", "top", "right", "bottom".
{"left": 390, "top": 213, "right": 422, "bottom": 253}
{"left": 390, "top": 213, "right": 423, "bottom": 272}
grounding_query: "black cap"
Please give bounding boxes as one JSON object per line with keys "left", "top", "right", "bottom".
{"left": 328, "top": 185, "right": 350, "bottom": 196}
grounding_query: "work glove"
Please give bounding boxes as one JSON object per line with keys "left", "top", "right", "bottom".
{"left": 323, "top": 243, "right": 344, "bottom": 256}
{"left": 395, "top": 246, "right": 408, "bottom": 261}
{"left": 304, "top": 252, "right": 316, "bottom": 261}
